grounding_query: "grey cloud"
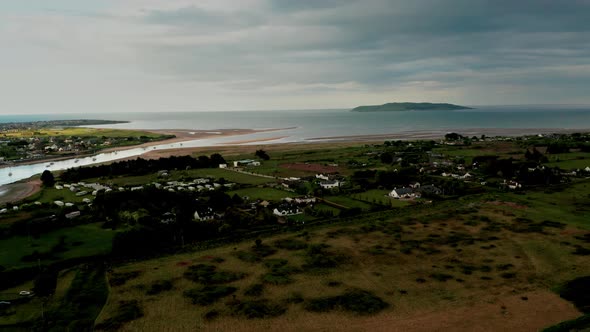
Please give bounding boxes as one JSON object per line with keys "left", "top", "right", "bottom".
{"left": 135, "top": 0, "right": 590, "bottom": 100}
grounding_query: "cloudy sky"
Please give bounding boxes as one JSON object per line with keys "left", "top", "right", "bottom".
{"left": 1, "top": 0, "right": 590, "bottom": 113}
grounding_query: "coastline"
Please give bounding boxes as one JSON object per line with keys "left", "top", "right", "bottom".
{"left": 0, "top": 127, "right": 293, "bottom": 169}
{"left": 130, "top": 127, "right": 590, "bottom": 160}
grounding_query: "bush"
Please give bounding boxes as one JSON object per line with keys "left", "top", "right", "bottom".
{"left": 305, "top": 289, "right": 388, "bottom": 315}
{"left": 244, "top": 283, "right": 264, "bottom": 297}
{"left": 183, "top": 264, "right": 245, "bottom": 284}
{"left": 284, "top": 292, "right": 304, "bottom": 304}
{"left": 430, "top": 273, "right": 454, "bottom": 282}
{"left": 184, "top": 286, "right": 237, "bottom": 305}
{"left": 95, "top": 300, "right": 143, "bottom": 331}
{"left": 234, "top": 244, "right": 277, "bottom": 263}
{"left": 303, "top": 244, "right": 346, "bottom": 271}
{"left": 541, "top": 314, "right": 590, "bottom": 332}
{"left": 146, "top": 280, "right": 173, "bottom": 295}
{"left": 231, "top": 299, "right": 286, "bottom": 319}
{"left": 274, "top": 238, "right": 308, "bottom": 250}
{"left": 261, "top": 259, "right": 299, "bottom": 285}
{"left": 559, "top": 276, "right": 590, "bottom": 313}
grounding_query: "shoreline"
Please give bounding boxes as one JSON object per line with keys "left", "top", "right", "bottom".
{"left": 306, "top": 127, "right": 589, "bottom": 142}
{"left": 0, "top": 127, "right": 294, "bottom": 169}
{"left": 134, "top": 127, "right": 590, "bottom": 160}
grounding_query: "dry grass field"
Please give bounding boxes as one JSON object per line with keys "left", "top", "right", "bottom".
{"left": 96, "top": 187, "right": 590, "bottom": 331}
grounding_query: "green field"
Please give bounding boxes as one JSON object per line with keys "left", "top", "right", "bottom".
{"left": 545, "top": 152, "right": 590, "bottom": 170}
{"left": 3, "top": 127, "right": 164, "bottom": 139}
{"left": 228, "top": 188, "right": 295, "bottom": 201}
{"left": 0, "top": 223, "right": 114, "bottom": 270}
{"left": 179, "top": 169, "right": 275, "bottom": 185}
{"left": 349, "top": 189, "right": 412, "bottom": 207}
{"left": 323, "top": 196, "right": 373, "bottom": 210}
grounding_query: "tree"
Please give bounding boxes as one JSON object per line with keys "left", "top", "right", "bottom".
{"left": 445, "top": 132, "right": 463, "bottom": 141}
{"left": 380, "top": 152, "right": 393, "bottom": 164}
{"left": 255, "top": 149, "right": 270, "bottom": 160}
{"left": 40, "top": 170, "right": 55, "bottom": 187}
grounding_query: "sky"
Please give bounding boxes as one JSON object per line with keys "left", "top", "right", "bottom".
{"left": 1, "top": 0, "right": 590, "bottom": 113}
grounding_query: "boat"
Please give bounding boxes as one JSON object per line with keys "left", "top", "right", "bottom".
{"left": 92, "top": 157, "right": 97, "bottom": 161}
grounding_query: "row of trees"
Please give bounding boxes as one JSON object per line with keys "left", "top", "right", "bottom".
{"left": 60, "top": 154, "right": 226, "bottom": 182}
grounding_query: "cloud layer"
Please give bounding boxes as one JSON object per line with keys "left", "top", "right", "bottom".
{"left": 1, "top": 0, "right": 589, "bottom": 113}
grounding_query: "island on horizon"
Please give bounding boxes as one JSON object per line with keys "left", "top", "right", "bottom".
{"left": 351, "top": 102, "right": 472, "bottom": 112}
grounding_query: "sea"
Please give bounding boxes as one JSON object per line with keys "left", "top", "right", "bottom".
{"left": 1, "top": 105, "right": 590, "bottom": 187}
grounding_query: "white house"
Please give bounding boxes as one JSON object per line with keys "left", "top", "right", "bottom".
{"left": 315, "top": 174, "right": 330, "bottom": 181}
{"left": 320, "top": 180, "right": 340, "bottom": 189}
{"left": 233, "top": 159, "right": 261, "bottom": 167}
{"left": 54, "top": 201, "right": 64, "bottom": 207}
{"left": 194, "top": 207, "right": 215, "bottom": 221}
{"left": 273, "top": 204, "right": 302, "bottom": 216}
{"left": 219, "top": 163, "right": 228, "bottom": 169}
{"left": 389, "top": 187, "right": 420, "bottom": 199}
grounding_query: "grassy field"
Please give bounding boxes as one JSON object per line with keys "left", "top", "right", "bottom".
{"left": 27, "top": 187, "right": 88, "bottom": 204}
{"left": 97, "top": 186, "right": 590, "bottom": 331}
{"left": 323, "top": 196, "right": 373, "bottom": 210}
{"left": 350, "top": 189, "right": 411, "bottom": 207}
{"left": 0, "top": 223, "right": 114, "bottom": 270}
{"left": 235, "top": 145, "right": 379, "bottom": 177}
{"left": 84, "top": 168, "right": 275, "bottom": 187}
{"left": 179, "top": 169, "right": 274, "bottom": 185}
{"left": 2, "top": 127, "right": 164, "bottom": 139}
{"left": 545, "top": 152, "right": 590, "bottom": 170}
{"left": 435, "top": 142, "right": 524, "bottom": 164}
{"left": 228, "top": 188, "right": 295, "bottom": 201}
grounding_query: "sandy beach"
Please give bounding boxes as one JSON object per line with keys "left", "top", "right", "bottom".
{"left": 130, "top": 127, "right": 590, "bottom": 161}
{"left": 0, "top": 179, "right": 41, "bottom": 205}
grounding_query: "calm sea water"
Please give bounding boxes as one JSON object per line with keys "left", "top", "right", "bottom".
{"left": 1, "top": 105, "right": 590, "bottom": 187}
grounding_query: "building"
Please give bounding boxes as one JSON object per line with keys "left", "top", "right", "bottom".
{"left": 194, "top": 207, "right": 215, "bottom": 221}
{"left": 233, "top": 159, "right": 261, "bottom": 167}
{"left": 273, "top": 204, "right": 302, "bottom": 216}
{"left": 389, "top": 187, "right": 420, "bottom": 199}
{"left": 320, "top": 180, "right": 340, "bottom": 189}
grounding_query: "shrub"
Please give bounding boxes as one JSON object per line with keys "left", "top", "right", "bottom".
{"left": 303, "top": 244, "right": 346, "bottom": 271}
{"left": 573, "top": 246, "right": 590, "bottom": 256}
{"left": 95, "top": 300, "right": 143, "bottom": 331}
{"left": 234, "top": 245, "right": 277, "bottom": 263}
{"left": 500, "top": 272, "right": 517, "bottom": 279}
{"left": 284, "top": 292, "right": 304, "bottom": 304}
{"left": 261, "top": 259, "right": 299, "bottom": 285}
{"left": 183, "top": 286, "right": 237, "bottom": 305}
{"left": 146, "top": 280, "right": 173, "bottom": 295}
{"left": 183, "top": 264, "right": 244, "bottom": 284}
{"left": 231, "top": 299, "right": 286, "bottom": 319}
{"left": 274, "top": 238, "right": 308, "bottom": 250}
{"left": 305, "top": 289, "right": 388, "bottom": 315}
{"left": 559, "top": 276, "right": 590, "bottom": 313}
{"left": 244, "top": 283, "right": 264, "bottom": 297}
{"left": 430, "top": 273, "right": 454, "bottom": 282}
{"left": 541, "top": 314, "right": 590, "bottom": 332}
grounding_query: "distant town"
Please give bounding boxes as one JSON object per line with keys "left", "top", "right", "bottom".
{"left": 0, "top": 120, "right": 173, "bottom": 165}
